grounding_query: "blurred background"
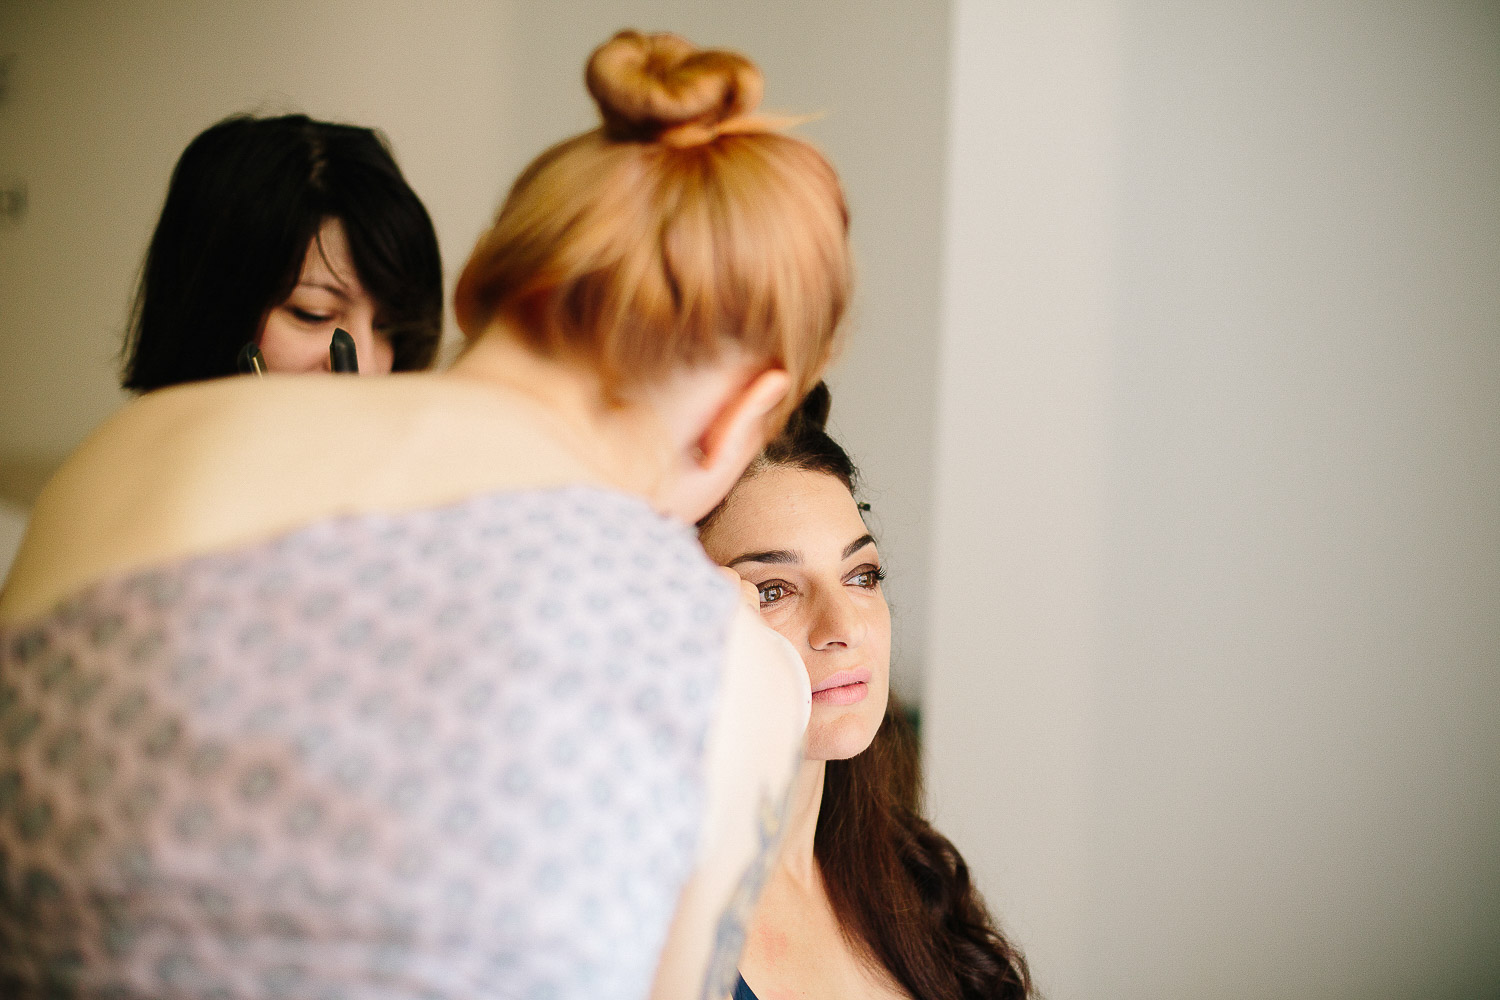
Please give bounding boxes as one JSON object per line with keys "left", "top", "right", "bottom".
{"left": 1, "top": 2, "right": 1496, "bottom": 997}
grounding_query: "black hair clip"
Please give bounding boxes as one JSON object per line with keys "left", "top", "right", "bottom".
{"left": 857, "top": 501, "right": 871, "bottom": 512}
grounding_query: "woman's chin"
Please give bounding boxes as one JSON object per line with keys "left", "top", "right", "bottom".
{"left": 804, "top": 707, "right": 882, "bottom": 761}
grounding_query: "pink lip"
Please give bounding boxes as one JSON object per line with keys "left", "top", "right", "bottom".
{"left": 811, "top": 668, "right": 871, "bottom": 706}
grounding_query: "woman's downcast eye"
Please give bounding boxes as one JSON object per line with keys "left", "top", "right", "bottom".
{"left": 290, "top": 307, "right": 335, "bottom": 324}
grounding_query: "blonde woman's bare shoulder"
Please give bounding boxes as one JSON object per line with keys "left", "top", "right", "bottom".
{"left": 649, "top": 603, "right": 809, "bottom": 1000}
{"left": 1, "top": 376, "right": 307, "bottom": 623}
{"left": 0, "top": 374, "right": 597, "bottom": 625}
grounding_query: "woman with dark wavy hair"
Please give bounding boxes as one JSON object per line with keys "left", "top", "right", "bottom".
{"left": 699, "top": 384, "right": 1034, "bottom": 1000}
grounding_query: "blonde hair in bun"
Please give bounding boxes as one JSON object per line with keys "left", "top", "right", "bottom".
{"left": 455, "top": 29, "right": 851, "bottom": 424}
{"left": 586, "top": 30, "right": 764, "bottom": 145}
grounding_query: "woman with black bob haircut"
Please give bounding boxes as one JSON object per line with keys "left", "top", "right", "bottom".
{"left": 122, "top": 113, "right": 443, "bottom": 390}
{"left": 700, "top": 383, "right": 1034, "bottom": 1000}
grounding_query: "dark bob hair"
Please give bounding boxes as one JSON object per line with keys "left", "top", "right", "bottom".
{"left": 122, "top": 113, "right": 443, "bottom": 392}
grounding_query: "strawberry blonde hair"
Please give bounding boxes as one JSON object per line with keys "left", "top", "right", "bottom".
{"left": 454, "top": 30, "right": 852, "bottom": 421}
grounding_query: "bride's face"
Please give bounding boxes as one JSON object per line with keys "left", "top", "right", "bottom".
{"left": 701, "top": 465, "right": 891, "bottom": 761}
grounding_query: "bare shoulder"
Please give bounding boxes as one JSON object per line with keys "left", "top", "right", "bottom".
{"left": 0, "top": 375, "right": 597, "bottom": 624}
{"left": 648, "top": 605, "right": 809, "bottom": 1000}
{"left": 2, "top": 378, "right": 310, "bottom": 622}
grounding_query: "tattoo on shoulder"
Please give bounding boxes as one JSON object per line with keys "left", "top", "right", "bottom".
{"left": 698, "top": 746, "right": 800, "bottom": 999}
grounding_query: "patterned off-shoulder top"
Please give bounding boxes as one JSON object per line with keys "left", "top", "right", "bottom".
{"left": 0, "top": 486, "right": 736, "bottom": 1000}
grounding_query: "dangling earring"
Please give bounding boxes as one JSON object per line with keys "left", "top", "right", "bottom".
{"left": 237, "top": 342, "right": 267, "bottom": 376}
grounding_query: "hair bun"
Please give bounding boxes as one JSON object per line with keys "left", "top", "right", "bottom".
{"left": 586, "top": 30, "right": 764, "bottom": 143}
{"left": 785, "top": 381, "right": 833, "bottom": 438}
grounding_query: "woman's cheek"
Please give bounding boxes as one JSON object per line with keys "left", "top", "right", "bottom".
{"left": 365, "top": 335, "right": 396, "bottom": 375}
{"left": 257, "top": 314, "right": 327, "bottom": 373}
{"left": 758, "top": 604, "right": 801, "bottom": 647}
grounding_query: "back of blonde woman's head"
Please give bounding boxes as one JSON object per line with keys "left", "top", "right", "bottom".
{"left": 455, "top": 30, "right": 852, "bottom": 420}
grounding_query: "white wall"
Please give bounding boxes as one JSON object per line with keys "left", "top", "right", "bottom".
{"left": 926, "top": 3, "right": 1119, "bottom": 993}
{"left": 0, "top": 0, "right": 951, "bottom": 700}
{"left": 924, "top": 3, "right": 1500, "bottom": 998}
{"left": 0, "top": 503, "right": 26, "bottom": 578}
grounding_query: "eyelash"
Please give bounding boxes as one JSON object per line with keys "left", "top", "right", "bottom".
{"left": 290, "top": 308, "right": 335, "bottom": 324}
{"left": 756, "top": 565, "right": 886, "bottom": 606}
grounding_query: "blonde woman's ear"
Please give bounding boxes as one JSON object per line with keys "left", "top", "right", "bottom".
{"left": 697, "top": 367, "right": 790, "bottom": 469}
{"left": 666, "top": 367, "right": 791, "bottom": 523}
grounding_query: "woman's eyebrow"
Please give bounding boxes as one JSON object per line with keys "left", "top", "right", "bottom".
{"left": 726, "top": 548, "right": 799, "bottom": 568}
{"left": 298, "top": 281, "right": 350, "bottom": 299}
{"left": 842, "top": 533, "right": 876, "bottom": 560}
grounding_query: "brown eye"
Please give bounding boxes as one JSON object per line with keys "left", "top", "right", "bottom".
{"left": 849, "top": 566, "right": 886, "bottom": 589}
{"left": 758, "top": 583, "right": 790, "bottom": 605}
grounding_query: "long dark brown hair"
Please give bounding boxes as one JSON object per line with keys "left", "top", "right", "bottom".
{"left": 703, "top": 384, "right": 1034, "bottom": 1000}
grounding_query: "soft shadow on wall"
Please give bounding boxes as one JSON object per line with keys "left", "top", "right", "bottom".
{"left": 926, "top": 3, "right": 1500, "bottom": 1000}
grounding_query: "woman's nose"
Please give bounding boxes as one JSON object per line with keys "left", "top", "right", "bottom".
{"left": 807, "top": 588, "right": 867, "bottom": 651}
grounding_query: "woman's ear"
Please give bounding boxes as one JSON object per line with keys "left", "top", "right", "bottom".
{"left": 665, "top": 368, "right": 791, "bottom": 523}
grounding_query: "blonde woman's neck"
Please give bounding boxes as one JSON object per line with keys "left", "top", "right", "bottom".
{"left": 445, "top": 326, "right": 681, "bottom": 508}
